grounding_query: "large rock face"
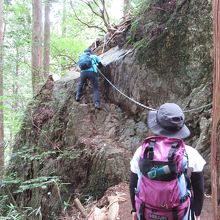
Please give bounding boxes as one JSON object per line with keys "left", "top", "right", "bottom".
{"left": 7, "top": 0, "right": 213, "bottom": 219}
{"left": 101, "top": 0, "right": 212, "bottom": 189}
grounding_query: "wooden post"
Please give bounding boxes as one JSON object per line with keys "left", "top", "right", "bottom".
{"left": 211, "top": 0, "right": 220, "bottom": 219}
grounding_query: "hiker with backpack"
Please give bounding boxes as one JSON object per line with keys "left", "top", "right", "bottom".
{"left": 129, "top": 103, "right": 206, "bottom": 220}
{"left": 76, "top": 48, "right": 103, "bottom": 109}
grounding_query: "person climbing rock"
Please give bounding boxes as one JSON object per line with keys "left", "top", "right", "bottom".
{"left": 76, "top": 48, "right": 103, "bottom": 109}
{"left": 129, "top": 103, "right": 206, "bottom": 220}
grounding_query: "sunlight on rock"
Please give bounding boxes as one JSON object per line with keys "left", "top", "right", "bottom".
{"left": 100, "top": 46, "right": 133, "bottom": 66}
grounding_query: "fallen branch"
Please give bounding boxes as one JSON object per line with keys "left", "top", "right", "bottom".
{"left": 87, "top": 206, "right": 108, "bottom": 220}
{"left": 107, "top": 195, "right": 126, "bottom": 220}
{"left": 105, "top": 26, "right": 129, "bottom": 45}
{"left": 73, "top": 198, "right": 87, "bottom": 218}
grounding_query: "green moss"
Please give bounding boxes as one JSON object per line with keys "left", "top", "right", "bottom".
{"left": 128, "top": 0, "right": 212, "bottom": 84}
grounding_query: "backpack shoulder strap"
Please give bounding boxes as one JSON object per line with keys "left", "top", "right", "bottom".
{"left": 168, "top": 142, "right": 180, "bottom": 162}
{"left": 143, "top": 138, "right": 156, "bottom": 160}
{"left": 90, "top": 55, "right": 98, "bottom": 65}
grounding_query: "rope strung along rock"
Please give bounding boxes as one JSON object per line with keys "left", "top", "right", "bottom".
{"left": 98, "top": 69, "right": 212, "bottom": 113}
{"left": 98, "top": 69, "right": 156, "bottom": 111}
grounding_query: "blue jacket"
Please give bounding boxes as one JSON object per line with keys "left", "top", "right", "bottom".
{"left": 80, "top": 53, "right": 101, "bottom": 73}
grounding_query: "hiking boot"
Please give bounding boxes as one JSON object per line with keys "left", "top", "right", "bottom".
{"left": 75, "top": 97, "right": 80, "bottom": 102}
{"left": 95, "top": 102, "right": 100, "bottom": 109}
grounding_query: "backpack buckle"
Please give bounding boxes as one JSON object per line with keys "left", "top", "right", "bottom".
{"left": 148, "top": 139, "right": 156, "bottom": 160}
{"left": 168, "top": 142, "right": 179, "bottom": 161}
{"left": 180, "top": 191, "right": 190, "bottom": 204}
{"left": 171, "top": 142, "right": 179, "bottom": 148}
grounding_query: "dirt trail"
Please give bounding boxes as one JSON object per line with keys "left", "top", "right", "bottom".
{"left": 117, "top": 183, "right": 212, "bottom": 220}
{"left": 63, "top": 182, "right": 212, "bottom": 220}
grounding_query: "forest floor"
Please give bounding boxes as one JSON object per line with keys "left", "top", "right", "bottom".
{"left": 62, "top": 182, "right": 212, "bottom": 220}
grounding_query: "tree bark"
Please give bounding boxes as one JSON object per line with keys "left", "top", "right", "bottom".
{"left": 43, "top": 0, "right": 51, "bottom": 78}
{"left": 62, "top": 0, "right": 66, "bottom": 37}
{"left": 0, "top": 0, "right": 4, "bottom": 177}
{"left": 13, "top": 47, "right": 19, "bottom": 110}
{"left": 61, "top": 0, "right": 67, "bottom": 70}
{"left": 211, "top": 0, "right": 220, "bottom": 219}
{"left": 123, "top": 0, "right": 130, "bottom": 17}
{"left": 32, "top": 0, "right": 43, "bottom": 95}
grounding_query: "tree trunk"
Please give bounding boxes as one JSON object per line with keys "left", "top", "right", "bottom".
{"left": 13, "top": 46, "right": 19, "bottom": 110}
{"left": 32, "top": 0, "right": 43, "bottom": 95}
{"left": 61, "top": 0, "right": 66, "bottom": 70}
{"left": 43, "top": 0, "right": 50, "bottom": 78}
{"left": 0, "top": 0, "right": 4, "bottom": 177}
{"left": 62, "top": 0, "right": 66, "bottom": 37}
{"left": 211, "top": 0, "right": 220, "bottom": 218}
{"left": 123, "top": 0, "right": 130, "bottom": 17}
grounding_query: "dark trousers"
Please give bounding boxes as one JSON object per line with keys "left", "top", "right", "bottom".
{"left": 76, "top": 71, "right": 100, "bottom": 103}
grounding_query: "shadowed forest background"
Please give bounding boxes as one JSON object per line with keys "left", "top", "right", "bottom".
{"left": 1, "top": 0, "right": 126, "bottom": 164}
